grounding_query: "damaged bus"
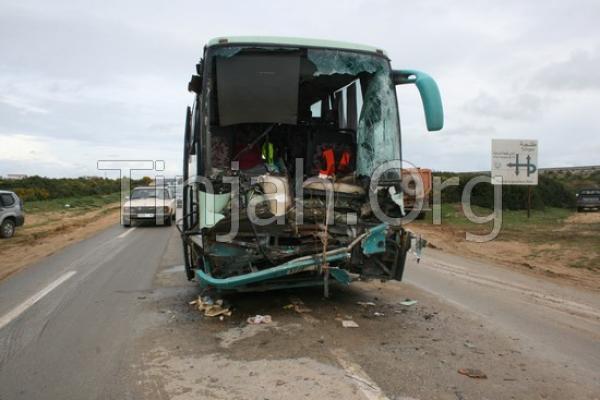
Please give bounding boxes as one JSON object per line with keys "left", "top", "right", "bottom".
{"left": 181, "top": 36, "right": 443, "bottom": 294}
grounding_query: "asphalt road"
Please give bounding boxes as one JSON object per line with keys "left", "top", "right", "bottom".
{"left": 405, "top": 248, "right": 600, "bottom": 374}
{"left": 0, "top": 223, "right": 598, "bottom": 399}
{"left": 0, "top": 224, "right": 174, "bottom": 399}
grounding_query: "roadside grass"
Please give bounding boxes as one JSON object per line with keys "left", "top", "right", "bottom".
{"left": 24, "top": 192, "right": 121, "bottom": 214}
{"left": 429, "top": 203, "right": 571, "bottom": 228}
{"left": 416, "top": 203, "right": 599, "bottom": 272}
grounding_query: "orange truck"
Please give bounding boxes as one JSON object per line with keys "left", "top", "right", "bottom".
{"left": 402, "top": 168, "right": 432, "bottom": 218}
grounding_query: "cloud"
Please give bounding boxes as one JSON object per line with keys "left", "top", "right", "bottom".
{"left": 1, "top": 0, "right": 599, "bottom": 176}
{"left": 0, "top": 94, "right": 49, "bottom": 115}
{"left": 463, "top": 92, "right": 542, "bottom": 120}
{"left": 0, "top": 134, "right": 53, "bottom": 162}
{"left": 0, "top": 133, "right": 181, "bottom": 178}
{"left": 532, "top": 49, "right": 600, "bottom": 91}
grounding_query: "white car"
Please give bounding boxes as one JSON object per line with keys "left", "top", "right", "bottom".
{"left": 122, "top": 186, "right": 175, "bottom": 227}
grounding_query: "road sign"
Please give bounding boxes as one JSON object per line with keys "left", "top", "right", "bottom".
{"left": 491, "top": 139, "right": 538, "bottom": 185}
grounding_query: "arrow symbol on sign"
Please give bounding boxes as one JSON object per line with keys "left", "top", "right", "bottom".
{"left": 526, "top": 155, "right": 537, "bottom": 177}
{"left": 507, "top": 154, "right": 537, "bottom": 177}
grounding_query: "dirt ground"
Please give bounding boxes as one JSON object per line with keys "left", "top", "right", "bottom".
{"left": 408, "top": 211, "right": 600, "bottom": 291}
{"left": 0, "top": 204, "right": 120, "bottom": 281}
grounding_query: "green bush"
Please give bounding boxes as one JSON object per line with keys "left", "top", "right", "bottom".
{"left": 434, "top": 172, "right": 576, "bottom": 210}
{"left": 0, "top": 176, "right": 150, "bottom": 201}
{"left": 12, "top": 188, "right": 50, "bottom": 201}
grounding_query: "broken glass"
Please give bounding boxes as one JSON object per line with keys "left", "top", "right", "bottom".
{"left": 355, "top": 71, "right": 401, "bottom": 177}
{"left": 307, "top": 49, "right": 400, "bottom": 177}
{"left": 210, "top": 47, "right": 401, "bottom": 177}
{"left": 307, "top": 49, "right": 384, "bottom": 76}
{"left": 212, "top": 46, "right": 298, "bottom": 59}
{"left": 212, "top": 47, "right": 243, "bottom": 58}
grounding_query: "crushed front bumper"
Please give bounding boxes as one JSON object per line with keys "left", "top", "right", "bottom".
{"left": 195, "top": 224, "right": 388, "bottom": 290}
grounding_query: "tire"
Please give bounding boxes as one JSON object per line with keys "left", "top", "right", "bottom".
{"left": 123, "top": 222, "right": 131, "bottom": 227}
{"left": 165, "top": 216, "right": 172, "bottom": 226}
{"left": 577, "top": 207, "right": 583, "bottom": 213}
{"left": 0, "top": 219, "right": 16, "bottom": 239}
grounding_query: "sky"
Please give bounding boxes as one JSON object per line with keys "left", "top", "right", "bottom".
{"left": 0, "top": 0, "right": 599, "bottom": 178}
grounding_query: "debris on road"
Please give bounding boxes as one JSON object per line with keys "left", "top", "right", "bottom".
{"left": 400, "top": 299, "right": 418, "bottom": 306}
{"left": 457, "top": 368, "right": 488, "bottom": 379}
{"left": 294, "top": 304, "right": 312, "bottom": 313}
{"left": 284, "top": 296, "right": 312, "bottom": 313}
{"left": 410, "top": 235, "right": 427, "bottom": 263}
{"left": 373, "top": 312, "right": 385, "bottom": 317}
{"left": 357, "top": 301, "right": 377, "bottom": 307}
{"left": 342, "top": 320, "right": 360, "bottom": 328}
{"left": 189, "top": 296, "right": 232, "bottom": 317}
{"left": 247, "top": 315, "right": 272, "bottom": 325}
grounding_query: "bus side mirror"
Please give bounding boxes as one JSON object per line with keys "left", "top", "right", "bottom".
{"left": 188, "top": 74, "right": 203, "bottom": 93}
{"left": 392, "top": 69, "right": 444, "bottom": 131}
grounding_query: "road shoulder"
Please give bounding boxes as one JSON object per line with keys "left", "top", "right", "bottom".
{"left": 0, "top": 205, "right": 120, "bottom": 281}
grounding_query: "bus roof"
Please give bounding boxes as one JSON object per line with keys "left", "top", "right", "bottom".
{"left": 207, "top": 36, "right": 388, "bottom": 57}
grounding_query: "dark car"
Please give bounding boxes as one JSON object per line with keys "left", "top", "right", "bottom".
{"left": 576, "top": 189, "right": 600, "bottom": 212}
{"left": 0, "top": 190, "right": 25, "bottom": 238}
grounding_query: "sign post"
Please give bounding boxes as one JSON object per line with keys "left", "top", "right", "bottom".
{"left": 528, "top": 186, "right": 532, "bottom": 218}
{"left": 491, "top": 139, "right": 539, "bottom": 218}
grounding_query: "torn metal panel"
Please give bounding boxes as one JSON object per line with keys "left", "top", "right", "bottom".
{"left": 360, "top": 224, "right": 387, "bottom": 255}
{"left": 196, "top": 224, "right": 385, "bottom": 289}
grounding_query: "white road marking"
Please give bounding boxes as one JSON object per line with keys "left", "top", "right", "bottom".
{"left": 331, "top": 348, "right": 390, "bottom": 400}
{"left": 295, "top": 300, "right": 391, "bottom": 399}
{"left": 117, "top": 227, "right": 136, "bottom": 239}
{"left": 0, "top": 270, "right": 77, "bottom": 331}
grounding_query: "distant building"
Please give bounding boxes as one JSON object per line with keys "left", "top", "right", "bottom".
{"left": 5, "top": 174, "right": 28, "bottom": 180}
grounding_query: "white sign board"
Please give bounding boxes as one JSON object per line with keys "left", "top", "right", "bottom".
{"left": 491, "top": 139, "right": 538, "bottom": 185}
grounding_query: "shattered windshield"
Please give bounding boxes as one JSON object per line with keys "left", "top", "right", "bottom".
{"left": 208, "top": 46, "right": 400, "bottom": 177}
{"left": 307, "top": 49, "right": 400, "bottom": 176}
